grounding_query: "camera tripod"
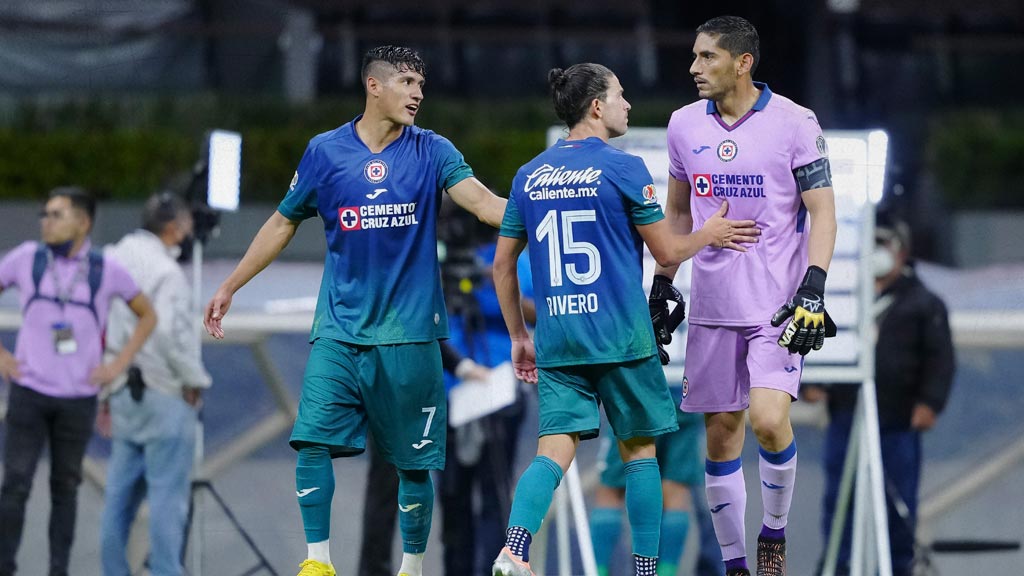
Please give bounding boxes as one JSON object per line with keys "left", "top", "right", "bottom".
{"left": 180, "top": 477, "right": 279, "bottom": 576}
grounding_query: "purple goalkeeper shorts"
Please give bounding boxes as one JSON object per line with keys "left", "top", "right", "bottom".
{"left": 679, "top": 323, "right": 803, "bottom": 413}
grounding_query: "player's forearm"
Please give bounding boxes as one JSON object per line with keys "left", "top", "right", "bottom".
{"left": 220, "top": 211, "right": 299, "bottom": 294}
{"left": 655, "top": 213, "right": 695, "bottom": 278}
{"left": 493, "top": 257, "right": 529, "bottom": 340}
{"left": 806, "top": 206, "right": 836, "bottom": 272}
{"left": 477, "top": 193, "right": 508, "bottom": 229}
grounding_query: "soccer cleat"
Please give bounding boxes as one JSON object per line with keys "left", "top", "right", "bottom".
{"left": 756, "top": 535, "right": 786, "bottom": 576}
{"left": 726, "top": 569, "right": 751, "bottom": 576}
{"left": 492, "top": 546, "right": 535, "bottom": 576}
{"left": 296, "top": 559, "right": 336, "bottom": 576}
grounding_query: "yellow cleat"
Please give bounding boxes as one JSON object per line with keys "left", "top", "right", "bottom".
{"left": 297, "top": 559, "right": 336, "bottom": 576}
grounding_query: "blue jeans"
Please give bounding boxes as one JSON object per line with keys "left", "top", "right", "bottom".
{"left": 100, "top": 387, "right": 196, "bottom": 576}
{"left": 822, "top": 409, "right": 921, "bottom": 576}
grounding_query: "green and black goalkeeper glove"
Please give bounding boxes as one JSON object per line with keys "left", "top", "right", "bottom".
{"left": 649, "top": 274, "right": 687, "bottom": 365}
{"left": 770, "top": 265, "right": 838, "bottom": 355}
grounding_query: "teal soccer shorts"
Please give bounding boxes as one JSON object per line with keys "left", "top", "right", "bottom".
{"left": 289, "top": 338, "right": 446, "bottom": 470}
{"left": 537, "top": 354, "right": 678, "bottom": 441}
{"left": 599, "top": 387, "right": 704, "bottom": 487}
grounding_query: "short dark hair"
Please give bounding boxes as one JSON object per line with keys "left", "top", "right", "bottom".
{"left": 547, "top": 63, "right": 614, "bottom": 129}
{"left": 142, "top": 191, "right": 188, "bottom": 235}
{"left": 696, "top": 16, "right": 760, "bottom": 74}
{"left": 49, "top": 186, "right": 95, "bottom": 222}
{"left": 361, "top": 45, "right": 426, "bottom": 86}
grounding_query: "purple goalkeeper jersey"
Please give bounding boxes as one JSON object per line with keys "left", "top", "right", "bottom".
{"left": 667, "top": 83, "right": 827, "bottom": 326}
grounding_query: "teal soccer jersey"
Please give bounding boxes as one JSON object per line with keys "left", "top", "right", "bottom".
{"left": 501, "top": 137, "right": 664, "bottom": 367}
{"left": 278, "top": 115, "right": 473, "bottom": 345}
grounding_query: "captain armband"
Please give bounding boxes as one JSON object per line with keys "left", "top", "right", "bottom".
{"left": 793, "top": 157, "right": 832, "bottom": 192}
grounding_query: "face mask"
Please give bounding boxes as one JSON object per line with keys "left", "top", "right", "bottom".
{"left": 167, "top": 243, "right": 182, "bottom": 260}
{"left": 47, "top": 240, "right": 74, "bottom": 258}
{"left": 872, "top": 247, "right": 896, "bottom": 278}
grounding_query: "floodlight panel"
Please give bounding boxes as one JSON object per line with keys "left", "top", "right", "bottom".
{"left": 207, "top": 129, "right": 242, "bottom": 212}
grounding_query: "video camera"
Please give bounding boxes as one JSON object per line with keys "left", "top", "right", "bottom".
{"left": 437, "top": 200, "right": 495, "bottom": 325}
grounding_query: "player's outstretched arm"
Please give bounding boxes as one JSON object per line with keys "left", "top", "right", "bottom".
{"left": 492, "top": 235, "right": 537, "bottom": 383}
{"left": 204, "top": 211, "right": 300, "bottom": 339}
{"left": 638, "top": 200, "right": 760, "bottom": 268}
{"left": 447, "top": 177, "right": 507, "bottom": 228}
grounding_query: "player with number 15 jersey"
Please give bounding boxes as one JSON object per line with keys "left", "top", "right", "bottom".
{"left": 501, "top": 138, "right": 663, "bottom": 368}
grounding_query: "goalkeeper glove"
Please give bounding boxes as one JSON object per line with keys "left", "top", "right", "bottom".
{"left": 649, "top": 274, "right": 687, "bottom": 365}
{"left": 770, "top": 265, "right": 837, "bottom": 355}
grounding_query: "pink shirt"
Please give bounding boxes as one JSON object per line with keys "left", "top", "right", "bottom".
{"left": 668, "top": 84, "right": 826, "bottom": 326}
{"left": 0, "top": 240, "right": 140, "bottom": 398}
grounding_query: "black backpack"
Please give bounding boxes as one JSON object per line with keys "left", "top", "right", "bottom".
{"left": 27, "top": 244, "right": 105, "bottom": 324}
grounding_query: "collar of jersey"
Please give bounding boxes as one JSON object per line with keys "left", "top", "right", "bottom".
{"left": 557, "top": 137, "right": 605, "bottom": 148}
{"left": 705, "top": 82, "right": 773, "bottom": 115}
{"left": 349, "top": 113, "right": 409, "bottom": 154}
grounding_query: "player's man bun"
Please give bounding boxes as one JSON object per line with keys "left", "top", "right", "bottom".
{"left": 548, "top": 63, "right": 613, "bottom": 130}
{"left": 547, "top": 68, "right": 568, "bottom": 90}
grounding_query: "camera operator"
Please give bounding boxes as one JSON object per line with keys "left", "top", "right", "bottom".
{"left": 99, "top": 192, "right": 212, "bottom": 576}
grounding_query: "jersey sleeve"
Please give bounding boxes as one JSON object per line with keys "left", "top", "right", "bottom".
{"left": 430, "top": 134, "right": 474, "bottom": 191}
{"left": 617, "top": 155, "right": 665, "bottom": 226}
{"left": 790, "top": 112, "right": 827, "bottom": 172}
{"left": 277, "top": 143, "right": 321, "bottom": 221}
{"left": 499, "top": 191, "right": 527, "bottom": 239}
{"left": 0, "top": 241, "right": 33, "bottom": 290}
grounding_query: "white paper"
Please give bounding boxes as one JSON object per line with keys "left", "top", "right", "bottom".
{"left": 448, "top": 362, "right": 518, "bottom": 427}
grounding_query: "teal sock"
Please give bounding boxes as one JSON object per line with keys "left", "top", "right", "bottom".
{"left": 590, "top": 507, "right": 623, "bottom": 572}
{"left": 624, "top": 458, "right": 662, "bottom": 558}
{"left": 397, "top": 469, "right": 434, "bottom": 554}
{"left": 508, "top": 456, "right": 564, "bottom": 534}
{"left": 295, "top": 446, "right": 335, "bottom": 543}
{"left": 657, "top": 510, "right": 690, "bottom": 574}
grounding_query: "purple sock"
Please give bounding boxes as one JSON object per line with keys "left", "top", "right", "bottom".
{"left": 724, "top": 557, "right": 748, "bottom": 572}
{"left": 760, "top": 525, "right": 786, "bottom": 540}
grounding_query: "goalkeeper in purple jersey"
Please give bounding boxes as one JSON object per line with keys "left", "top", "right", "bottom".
{"left": 651, "top": 16, "right": 838, "bottom": 576}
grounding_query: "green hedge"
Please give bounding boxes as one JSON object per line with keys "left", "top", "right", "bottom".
{"left": 927, "top": 109, "right": 1024, "bottom": 209}
{"left": 0, "top": 96, "right": 683, "bottom": 202}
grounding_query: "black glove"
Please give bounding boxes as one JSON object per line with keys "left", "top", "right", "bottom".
{"left": 649, "top": 274, "right": 687, "bottom": 365}
{"left": 770, "top": 265, "right": 837, "bottom": 355}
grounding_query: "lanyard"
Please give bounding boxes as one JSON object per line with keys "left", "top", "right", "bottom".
{"left": 46, "top": 249, "right": 88, "bottom": 310}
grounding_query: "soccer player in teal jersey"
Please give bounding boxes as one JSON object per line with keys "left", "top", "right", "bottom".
{"left": 204, "top": 46, "right": 506, "bottom": 576}
{"left": 490, "top": 63, "right": 760, "bottom": 576}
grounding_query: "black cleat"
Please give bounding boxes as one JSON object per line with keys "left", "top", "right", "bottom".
{"left": 756, "top": 535, "right": 786, "bottom": 576}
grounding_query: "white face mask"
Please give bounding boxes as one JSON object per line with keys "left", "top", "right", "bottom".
{"left": 872, "top": 247, "right": 896, "bottom": 278}
{"left": 167, "top": 243, "right": 182, "bottom": 260}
